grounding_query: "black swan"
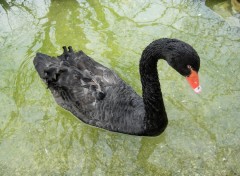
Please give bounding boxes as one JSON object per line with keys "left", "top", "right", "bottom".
{"left": 33, "top": 38, "right": 201, "bottom": 136}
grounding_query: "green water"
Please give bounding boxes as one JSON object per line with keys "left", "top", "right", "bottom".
{"left": 0, "top": 0, "right": 240, "bottom": 175}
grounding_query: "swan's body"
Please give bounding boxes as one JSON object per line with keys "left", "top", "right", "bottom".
{"left": 33, "top": 38, "right": 200, "bottom": 136}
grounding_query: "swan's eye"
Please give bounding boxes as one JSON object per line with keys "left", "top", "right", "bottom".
{"left": 186, "top": 65, "right": 193, "bottom": 77}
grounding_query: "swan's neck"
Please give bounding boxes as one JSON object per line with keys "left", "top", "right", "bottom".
{"left": 139, "top": 39, "right": 168, "bottom": 135}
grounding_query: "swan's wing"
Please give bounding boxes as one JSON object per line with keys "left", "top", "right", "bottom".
{"left": 57, "top": 47, "right": 120, "bottom": 86}
{"left": 33, "top": 47, "right": 122, "bottom": 114}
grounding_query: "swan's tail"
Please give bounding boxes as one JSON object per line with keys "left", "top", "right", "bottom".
{"left": 33, "top": 53, "right": 59, "bottom": 81}
{"left": 33, "top": 46, "right": 78, "bottom": 86}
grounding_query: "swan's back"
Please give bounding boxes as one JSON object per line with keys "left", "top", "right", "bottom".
{"left": 34, "top": 47, "right": 145, "bottom": 135}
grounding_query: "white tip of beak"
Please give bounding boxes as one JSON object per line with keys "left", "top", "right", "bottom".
{"left": 194, "top": 86, "right": 202, "bottom": 94}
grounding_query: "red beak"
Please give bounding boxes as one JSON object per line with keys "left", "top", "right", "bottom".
{"left": 186, "top": 69, "right": 201, "bottom": 93}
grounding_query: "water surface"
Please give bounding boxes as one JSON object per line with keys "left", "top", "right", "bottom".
{"left": 0, "top": 0, "right": 240, "bottom": 175}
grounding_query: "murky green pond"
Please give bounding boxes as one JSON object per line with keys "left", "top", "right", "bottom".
{"left": 0, "top": 0, "right": 240, "bottom": 175}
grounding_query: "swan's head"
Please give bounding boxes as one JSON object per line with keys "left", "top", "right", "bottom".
{"left": 165, "top": 40, "right": 201, "bottom": 93}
